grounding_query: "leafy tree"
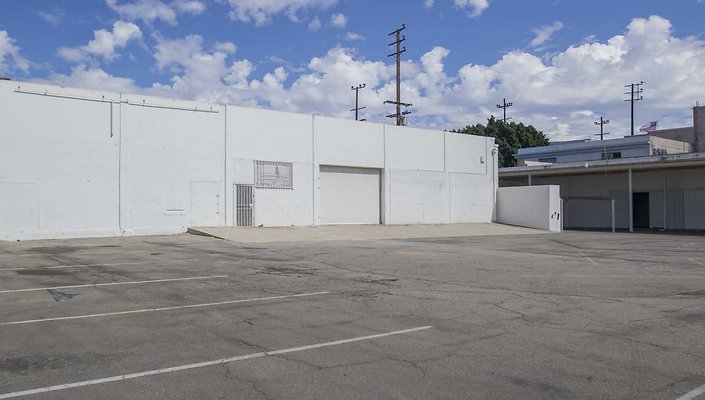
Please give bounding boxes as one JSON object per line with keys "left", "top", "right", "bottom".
{"left": 453, "top": 116, "right": 550, "bottom": 167}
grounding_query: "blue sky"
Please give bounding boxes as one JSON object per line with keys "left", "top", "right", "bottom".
{"left": 0, "top": 0, "right": 704, "bottom": 140}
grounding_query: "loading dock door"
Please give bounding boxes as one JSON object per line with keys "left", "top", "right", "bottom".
{"left": 320, "top": 166, "right": 381, "bottom": 225}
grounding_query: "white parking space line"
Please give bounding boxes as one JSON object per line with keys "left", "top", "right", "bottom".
{"left": 577, "top": 249, "right": 597, "bottom": 265}
{"left": 0, "top": 259, "right": 201, "bottom": 272}
{"left": 676, "top": 384, "right": 705, "bottom": 400}
{"left": 0, "top": 325, "right": 432, "bottom": 399}
{"left": 0, "top": 291, "right": 330, "bottom": 326}
{"left": 0, "top": 250, "right": 132, "bottom": 258}
{"left": 0, "top": 275, "right": 229, "bottom": 294}
{"left": 523, "top": 275, "right": 705, "bottom": 279}
{"left": 688, "top": 258, "right": 705, "bottom": 266}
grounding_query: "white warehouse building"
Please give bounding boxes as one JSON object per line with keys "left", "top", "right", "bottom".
{"left": 0, "top": 80, "right": 499, "bottom": 241}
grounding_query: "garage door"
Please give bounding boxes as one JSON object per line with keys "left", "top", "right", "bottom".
{"left": 320, "top": 166, "right": 381, "bottom": 225}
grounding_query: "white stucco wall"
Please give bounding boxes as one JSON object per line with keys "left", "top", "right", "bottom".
{"left": 120, "top": 94, "right": 226, "bottom": 235}
{"left": 227, "top": 106, "right": 314, "bottom": 227}
{"left": 315, "top": 116, "right": 385, "bottom": 168}
{"left": 0, "top": 80, "right": 498, "bottom": 240}
{"left": 496, "top": 185, "right": 561, "bottom": 232}
{"left": 0, "top": 82, "right": 121, "bottom": 240}
{"left": 383, "top": 126, "right": 496, "bottom": 225}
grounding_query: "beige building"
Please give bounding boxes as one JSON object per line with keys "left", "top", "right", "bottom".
{"left": 501, "top": 106, "right": 705, "bottom": 232}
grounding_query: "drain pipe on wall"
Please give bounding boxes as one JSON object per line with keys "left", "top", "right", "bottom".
{"left": 224, "top": 104, "right": 228, "bottom": 227}
{"left": 628, "top": 168, "right": 633, "bottom": 233}
{"left": 492, "top": 143, "right": 498, "bottom": 222}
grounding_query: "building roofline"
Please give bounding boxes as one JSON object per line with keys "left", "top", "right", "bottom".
{"left": 1, "top": 79, "right": 490, "bottom": 142}
{"left": 515, "top": 135, "right": 656, "bottom": 158}
{"left": 500, "top": 152, "right": 705, "bottom": 177}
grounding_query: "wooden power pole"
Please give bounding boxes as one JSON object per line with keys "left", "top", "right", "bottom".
{"left": 384, "top": 24, "right": 411, "bottom": 126}
{"left": 350, "top": 84, "right": 366, "bottom": 121}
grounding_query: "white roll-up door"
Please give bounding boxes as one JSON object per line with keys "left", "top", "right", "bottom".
{"left": 320, "top": 166, "right": 381, "bottom": 225}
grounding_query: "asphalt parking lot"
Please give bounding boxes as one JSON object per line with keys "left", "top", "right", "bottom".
{"left": 1, "top": 229, "right": 704, "bottom": 399}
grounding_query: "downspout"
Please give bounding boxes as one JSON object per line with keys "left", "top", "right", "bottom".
{"left": 492, "top": 142, "right": 498, "bottom": 223}
{"left": 224, "top": 104, "right": 228, "bottom": 227}
{"left": 118, "top": 93, "right": 122, "bottom": 235}
{"left": 628, "top": 168, "right": 633, "bottom": 233}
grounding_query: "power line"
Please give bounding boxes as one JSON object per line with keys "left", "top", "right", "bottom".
{"left": 350, "top": 83, "right": 366, "bottom": 121}
{"left": 384, "top": 24, "right": 411, "bottom": 126}
{"left": 496, "top": 98, "right": 513, "bottom": 123}
{"left": 624, "top": 81, "right": 644, "bottom": 136}
{"left": 594, "top": 116, "right": 610, "bottom": 141}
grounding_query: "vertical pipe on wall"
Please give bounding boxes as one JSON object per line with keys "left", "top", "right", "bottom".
{"left": 528, "top": 174, "right": 532, "bottom": 186}
{"left": 663, "top": 169, "right": 667, "bottom": 231}
{"left": 117, "top": 94, "right": 122, "bottom": 234}
{"left": 109, "top": 101, "right": 113, "bottom": 138}
{"left": 491, "top": 143, "right": 498, "bottom": 223}
{"left": 383, "top": 125, "right": 391, "bottom": 225}
{"left": 224, "top": 104, "right": 227, "bottom": 227}
{"left": 628, "top": 168, "right": 633, "bottom": 233}
{"left": 611, "top": 199, "right": 616, "bottom": 233}
{"left": 445, "top": 132, "right": 450, "bottom": 224}
{"left": 311, "top": 114, "right": 316, "bottom": 226}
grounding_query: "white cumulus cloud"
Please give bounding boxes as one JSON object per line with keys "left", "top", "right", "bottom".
{"left": 454, "top": 0, "right": 490, "bottom": 17}
{"left": 345, "top": 32, "right": 364, "bottom": 41}
{"left": 0, "top": 31, "right": 30, "bottom": 75}
{"left": 330, "top": 13, "right": 346, "bottom": 28}
{"left": 106, "top": 0, "right": 178, "bottom": 25}
{"left": 226, "top": 0, "right": 338, "bottom": 26}
{"left": 36, "top": 8, "right": 66, "bottom": 26}
{"left": 44, "top": 15, "right": 705, "bottom": 141}
{"left": 308, "top": 16, "right": 322, "bottom": 31}
{"left": 530, "top": 21, "right": 564, "bottom": 48}
{"left": 172, "top": 0, "right": 206, "bottom": 14}
{"left": 58, "top": 21, "right": 142, "bottom": 63}
{"left": 43, "top": 64, "right": 140, "bottom": 93}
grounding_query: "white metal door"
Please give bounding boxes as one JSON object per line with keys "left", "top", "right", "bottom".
{"left": 320, "top": 166, "right": 380, "bottom": 225}
{"left": 235, "top": 184, "right": 255, "bottom": 227}
{"left": 190, "top": 181, "right": 220, "bottom": 226}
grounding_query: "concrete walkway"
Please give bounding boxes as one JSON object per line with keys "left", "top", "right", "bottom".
{"left": 189, "top": 223, "right": 551, "bottom": 243}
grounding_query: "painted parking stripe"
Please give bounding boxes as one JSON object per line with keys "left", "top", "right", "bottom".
{"left": 676, "top": 384, "right": 705, "bottom": 400}
{"left": 0, "top": 259, "right": 201, "bottom": 272}
{"left": 0, "top": 250, "right": 139, "bottom": 258}
{"left": 0, "top": 275, "right": 229, "bottom": 294}
{"left": 522, "top": 275, "right": 705, "bottom": 279}
{"left": 0, "top": 325, "right": 432, "bottom": 399}
{"left": 0, "top": 291, "right": 330, "bottom": 325}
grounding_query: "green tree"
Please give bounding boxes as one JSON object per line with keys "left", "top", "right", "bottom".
{"left": 453, "top": 116, "right": 550, "bottom": 167}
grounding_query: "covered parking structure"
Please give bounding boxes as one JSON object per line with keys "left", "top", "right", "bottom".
{"left": 500, "top": 153, "right": 705, "bottom": 232}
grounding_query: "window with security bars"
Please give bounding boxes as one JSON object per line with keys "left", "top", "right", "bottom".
{"left": 254, "top": 160, "right": 293, "bottom": 189}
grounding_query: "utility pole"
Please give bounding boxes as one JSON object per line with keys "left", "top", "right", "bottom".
{"left": 594, "top": 116, "right": 610, "bottom": 141}
{"left": 384, "top": 24, "right": 411, "bottom": 126}
{"left": 496, "top": 98, "right": 513, "bottom": 123}
{"left": 350, "top": 83, "right": 366, "bottom": 121}
{"left": 625, "top": 81, "right": 644, "bottom": 136}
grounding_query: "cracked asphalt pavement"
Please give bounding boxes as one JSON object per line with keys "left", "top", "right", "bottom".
{"left": 0, "top": 230, "right": 704, "bottom": 399}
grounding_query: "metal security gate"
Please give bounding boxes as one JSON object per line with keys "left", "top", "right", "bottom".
{"left": 235, "top": 184, "right": 254, "bottom": 227}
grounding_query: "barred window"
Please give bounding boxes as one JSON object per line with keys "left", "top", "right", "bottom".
{"left": 255, "top": 160, "right": 293, "bottom": 189}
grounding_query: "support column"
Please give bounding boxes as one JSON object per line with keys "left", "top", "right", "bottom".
{"left": 628, "top": 168, "right": 633, "bottom": 233}
{"left": 528, "top": 174, "right": 532, "bottom": 186}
